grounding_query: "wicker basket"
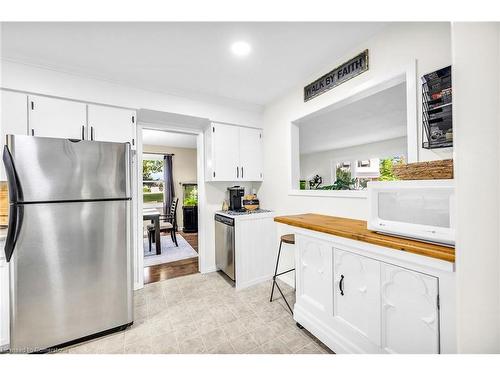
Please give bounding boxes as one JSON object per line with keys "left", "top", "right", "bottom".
{"left": 393, "top": 159, "right": 453, "bottom": 180}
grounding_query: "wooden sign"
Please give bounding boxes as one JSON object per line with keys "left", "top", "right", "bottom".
{"left": 304, "top": 50, "right": 369, "bottom": 102}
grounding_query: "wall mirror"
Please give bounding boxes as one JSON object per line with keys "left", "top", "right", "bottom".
{"left": 290, "top": 69, "right": 417, "bottom": 197}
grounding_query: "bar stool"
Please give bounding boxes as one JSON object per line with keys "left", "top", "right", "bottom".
{"left": 270, "top": 234, "right": 296, "bottom": 314}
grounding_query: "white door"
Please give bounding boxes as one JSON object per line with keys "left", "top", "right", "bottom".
{"left": 87, "top": 105, "right": 136, "bottom": 148}
{"left": 296, "top": 235, "right": 333, "bottom": 318}
{"left": 28, "top": 95, "right": 86, "bottom": 140}
{"left": 239, "top": 127, "right": 263, "bottom": 181}
{"left": 381, "top": 263, "right": 439, "bottom": 353}
{"left": 333, "top": 248, "right": 381, "bottom": 346}
{"left": 1, "top": 91, "right": 28, "bottom": 180}
{"left": 211, "top": 123, "right": 239, "bottom": 181}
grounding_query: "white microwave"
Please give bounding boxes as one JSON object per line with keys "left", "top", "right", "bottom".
{"left": 367, "top": 179, "right": 455, "bottom": 246}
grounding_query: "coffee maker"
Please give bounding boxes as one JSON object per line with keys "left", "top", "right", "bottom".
{"left": 227, "top": 186, "right": 245, "bottom": 212}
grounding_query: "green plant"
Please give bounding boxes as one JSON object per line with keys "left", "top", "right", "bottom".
{"left": 143, "top": 160, "right": 163, "bottom": 180}
{"left": 183, "top": 186, "right": 198, "bottom": 206}
{"left": 379, "top": 158, "right": 403, "bottom": 181}
{"left": 143, "top": 186, "right": 151, "bottom": 193}
{"left": 319, "top": 166, "right": 356, "bottom": 190}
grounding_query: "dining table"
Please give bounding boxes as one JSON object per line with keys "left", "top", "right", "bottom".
{"left": 143, "top": 209, "right": 161, "bottom": 255}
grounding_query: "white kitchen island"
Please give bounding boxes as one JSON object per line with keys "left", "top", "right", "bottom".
{"left": 275, "top": 213, "right": 456, "bottom": 354}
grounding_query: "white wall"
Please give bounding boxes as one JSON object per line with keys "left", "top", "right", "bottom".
{"left": 259, "top": 23, "right": 452, "bottom": 220}
{"left": 300, "top": 136, "right": 407, "bottom": 183}
{"left": 452, "top": 22, "right": 500, "bottom": 353}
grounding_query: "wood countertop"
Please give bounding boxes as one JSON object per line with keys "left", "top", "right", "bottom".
{"left": 274, "top": 213, "right": 455, "bottom": 263}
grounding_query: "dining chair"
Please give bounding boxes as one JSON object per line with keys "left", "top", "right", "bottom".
{"left": 147, "top": 198, "right": 179, "bottom": 250}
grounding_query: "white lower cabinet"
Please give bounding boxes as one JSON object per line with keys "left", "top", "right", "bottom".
{"left": 296, "top": 236, "right": 333, "bottom": 318}
{"left": 380, "top": 263, "right": 439, "bottom": 354}
{"left": 294, "top": 232, "right": 452, "bottom": 354}
{"left": 333, "top": 249, "right": 381, "bottom": 347}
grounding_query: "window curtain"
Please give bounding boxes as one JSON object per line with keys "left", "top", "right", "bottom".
{"left": 163, "top": 155, "right": 174, "bottom": 215}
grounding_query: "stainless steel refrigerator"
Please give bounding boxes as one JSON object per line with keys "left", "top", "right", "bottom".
{"left": 3, "top": 135, "right": 133, "bottom": 353}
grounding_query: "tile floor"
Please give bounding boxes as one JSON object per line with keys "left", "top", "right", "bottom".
{"left": 62, "top": 272, "right": 332, "bottom": 354}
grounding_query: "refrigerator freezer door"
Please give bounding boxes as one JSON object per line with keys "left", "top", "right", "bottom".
{"left": 9, "top": 200, "right": 133, "bottom": 352}
{"left": 5, "top": 135, "right": 130, "bottom": 202}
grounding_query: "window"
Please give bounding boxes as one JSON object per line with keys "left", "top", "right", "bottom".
{"left": 143, "top": 154, "right": 164, "bottom": 206}
{"left": 323, "top": 156, "right": 403, "bottom": 191}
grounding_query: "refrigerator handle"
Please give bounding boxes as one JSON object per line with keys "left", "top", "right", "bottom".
{"left": 2, "top": 145, "right": 24, "bottom": 262}
{"left": 2, "top": 145, "right": 23, "bottom": 203}
{"left": 4, "top": 204, "right": 23, "bottom": 262}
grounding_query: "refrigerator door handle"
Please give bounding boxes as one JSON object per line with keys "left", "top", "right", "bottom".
{"left": 4, "top": 204, "right": 23, "bottom": 262}
{"left": 3, "top": 145, "right": 25, "bottom": 262}
{"left": 3, "top": 145, "right": 23, "bottom": 203}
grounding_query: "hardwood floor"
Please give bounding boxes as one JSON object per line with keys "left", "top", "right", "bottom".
{"left": 180, "top": 230, "right": 198, "bottom": 252}
{"left": 143, "top": 230, "right": 199, "bottom": 285}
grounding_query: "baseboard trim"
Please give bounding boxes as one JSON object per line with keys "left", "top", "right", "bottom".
{"left": 294, "top": 304, "right": 361, "bottom": 354}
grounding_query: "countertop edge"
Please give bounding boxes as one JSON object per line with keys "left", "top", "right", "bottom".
{"left": 275, "top": 214, "right": 455, "bottom": 263}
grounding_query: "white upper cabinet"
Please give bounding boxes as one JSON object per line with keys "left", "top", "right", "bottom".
{"left": 205, "top": 122, "right": 263, "bottom": 182}
{"left": 333, "top": 249, "right": 381, "bottom": 346}
{"left": 87, "top": 105, "right": 136, "bottom": 148}
{"left": 209, "top": 122, "right": 240, "bottom": 181}
{"left": 381, "top": 263, "right": 439, "bottom": 354}
{"left": 239, "top": 127, "right": 263, "bottom": 181}
{"left": 1, "top": 90, "right": 29, "bottom": 180}
{"left": 28, "top": 95, "right": 86, "bottom": 140}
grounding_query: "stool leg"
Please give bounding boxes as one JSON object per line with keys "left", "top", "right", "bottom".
{"left": 270, "top": 240, "right": 283, "bottom": 303}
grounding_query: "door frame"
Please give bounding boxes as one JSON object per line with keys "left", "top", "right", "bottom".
{"left": 133, "top": 121, "right": 208, "bottom": 290}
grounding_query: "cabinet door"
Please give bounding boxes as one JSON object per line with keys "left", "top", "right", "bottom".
{"left": 1, "top": 91, "right": 28, "bottom": 180}
{"left": 28, "top": 95, "right": 86, "bottom": 140}
{"left": 0, "top": 259, "right": 9, "bottom": 350}
{"left": 211, "top": 123, "right": 239, "bottom": 181}
{"left": 239, "top": 127, "right": 263, "bottom": 181}
{"left": 333, "top": 249, "right": 381, "bottom": 346}
{"left": 87, "top": 105, "right": 136, "bottom": 148}
{"left": 381, "top": 263, "right": 439, "bottom": 353}
{"left": 296, "top": 235, "right": 333, "bottom": 318}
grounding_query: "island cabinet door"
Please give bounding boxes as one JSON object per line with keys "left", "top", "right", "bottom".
{"left": 381, "top": 263, "right": 439, "bottom": 354}
{"left": 296, "top": 235, "right": 333, "bottom": 319}
{"left": 333, "top": 248, "right": 381, "bottom": 347}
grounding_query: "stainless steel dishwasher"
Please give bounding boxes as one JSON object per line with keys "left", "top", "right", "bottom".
{"left": 215, "top": 214, "right": 235, "bottom": 281}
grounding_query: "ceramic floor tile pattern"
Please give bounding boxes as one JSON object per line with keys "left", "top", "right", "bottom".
{"left": 62, "top": 272, "right": 332, "bottom": 354}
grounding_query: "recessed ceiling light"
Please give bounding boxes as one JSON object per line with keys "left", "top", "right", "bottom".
{"left": 231, "top": 41, "right": 251, "bottom": 57}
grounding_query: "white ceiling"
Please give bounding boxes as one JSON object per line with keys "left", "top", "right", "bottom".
{"left": 0, "top": 22, "right": 388, "bottom": 107}
{"left": 142, "top": 129, "right": 197, "bottom": 148}
{"left": 298, "top": 82, "right": 407, "bottom": 154}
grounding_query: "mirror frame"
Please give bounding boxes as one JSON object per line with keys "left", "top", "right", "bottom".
{"left": 289, "top": 60, "right": 418, "bottom": 198}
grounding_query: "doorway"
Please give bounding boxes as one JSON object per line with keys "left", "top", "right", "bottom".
{"left": 140, "top": 128, "right": 200, "bottom": 285}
